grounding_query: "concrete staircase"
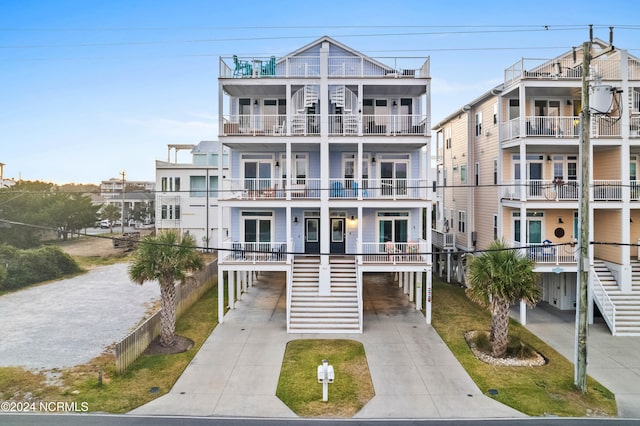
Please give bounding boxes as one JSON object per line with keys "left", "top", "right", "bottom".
{"left": 592, "top": 259, "right": 640, "bottom": 335}
{"left": 288, "top": 256, "right": 361, "bottom": 333}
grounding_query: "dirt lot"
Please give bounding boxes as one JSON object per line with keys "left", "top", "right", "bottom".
{"left": 59, "top": 230, "right": 153, "bottom": 257}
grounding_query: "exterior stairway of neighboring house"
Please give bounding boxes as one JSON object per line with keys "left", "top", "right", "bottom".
{"left": 592, "top": 259, "right": 640, "bottom": 335}
{"left": 288, "top": 256, "right": 361, "bottom": 333}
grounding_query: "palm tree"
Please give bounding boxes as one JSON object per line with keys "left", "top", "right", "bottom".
{"left": 466, "top": 239, "right": 540, "bottom": 358}
{"left": 128, "top": 230, "right": 204, "bottom": 347}
{"left": 100, "top": 203, "right": 121, "bottom": 233}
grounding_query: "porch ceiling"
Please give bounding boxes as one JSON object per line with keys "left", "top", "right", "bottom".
{"left": 224, "top": 84, "right": 286, "bottom": 97}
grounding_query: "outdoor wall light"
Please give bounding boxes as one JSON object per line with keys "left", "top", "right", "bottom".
{"left": 350, "top": 215, "right": 355, "bottom": 221}
{"left": 547, "top": 155, "right": 552, "bottom": 163}
{"left": 275, "top": 161, "right": 280, "bottom": 168}
{"left": 293, "top": 216, "right": 298, "bottom": 223}
{"left": 371, "top": 156, "right": 376, "bottom": 163}
{"left": 558, "top": 217, "right": 564, "bottom": 224}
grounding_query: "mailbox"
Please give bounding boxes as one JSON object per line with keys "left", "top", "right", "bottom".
{"left": 317, "top": 365, "right": 325, "bottom": 383}
{"left": 327, "top": 365, "right": 334, "bottom": 383}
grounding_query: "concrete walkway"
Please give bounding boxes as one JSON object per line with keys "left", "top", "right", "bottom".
{"left": 131, "top": 272, "right": 523, "bottom": 419}
{"left": 519, "top": 305, "right": 640, "bottom": 418}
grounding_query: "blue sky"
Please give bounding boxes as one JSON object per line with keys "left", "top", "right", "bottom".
{"left": 1, "top": 0, "right": 639, "bottom": 184}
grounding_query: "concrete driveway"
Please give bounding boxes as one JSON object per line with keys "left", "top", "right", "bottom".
{"left": 0, "top": 263, "right": 159, "bottom": 371}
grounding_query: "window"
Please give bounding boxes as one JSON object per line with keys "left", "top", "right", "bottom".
{"left": 509, "top": 99, "right": 520, "bottom": 120}
{"left": 209, "top": 176, "right": 219, "bottom": 197}
{"left": 493, "top": 103, "right": 498, "bottom": 124}
{"left": 460, "top": 164, "right": 467, "bottom": 182}
{"left": 445, "top": 127, "right": 452, "bottom": 149}
{"left": 458, "top": 211, "right": 466, "bottom": 233}
{"left": 475, "top": 112, "right": 483, "bottom": 137}
{"left": 190, "top": 176, "right": 206, "bottom": 197}
{"left": 475, "top": 162, "right": 480, "bottom": 186}
{"left": 161, "top": 177, "right": 180, "bottom": 192}
{"left": 161, "top": 204, "right": 181, "bottom": 220}
{"left": 377, "top": 212, "right": 409, "bottom": 244}
{"left": 493, "top": 215, "right": 498, "bottom": 240}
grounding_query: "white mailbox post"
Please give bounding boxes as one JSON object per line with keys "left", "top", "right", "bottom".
{"left": 317, "top": 359, "right": 334, "bottom": 402}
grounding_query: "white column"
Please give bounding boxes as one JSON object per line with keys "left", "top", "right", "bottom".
{"left": 236, "top": 269, "right": 242, "bottom": 300}
{"left": 416, "top": 271, "right": 423, "bottom": 311}
{"left": 218, "top": 268, "right": 225, "bottom": 323}
{"left": 409, "top": 272, "right": 415, "bottom": 301}
{"left": 519, "top": 299, "right": 527, "bottom": 325}
{"left": 228, "top": 270, "right": 235, "bottom": 309}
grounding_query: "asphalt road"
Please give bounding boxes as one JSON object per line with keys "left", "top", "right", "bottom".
{"left": 0, "top": 263, "right": 160, "bottom": 371}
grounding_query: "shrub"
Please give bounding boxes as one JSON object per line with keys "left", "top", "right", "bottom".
{"left": 0, "top": 244, "right": 80, "bottom": 290}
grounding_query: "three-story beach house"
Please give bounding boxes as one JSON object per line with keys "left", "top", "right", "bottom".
{"left": 215, "top": 36, "right": 433, "bottom": 333}
{"left": 433, "top": 38, "right": 640, "bottom": 335}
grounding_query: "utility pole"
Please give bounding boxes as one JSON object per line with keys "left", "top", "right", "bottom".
{"left": 576, "top": 40, "right": 591, "bottom": 393}
{"left": 120, "top": 170, "right": 126, "bottom": 234}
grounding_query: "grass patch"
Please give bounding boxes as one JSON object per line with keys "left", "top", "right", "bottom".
{"left": 431, "top": 278, "right": 617, "bottom": 417}
{"left": 276, "top": 339, "right": 374, "bottom": 418}
{"left": 0, "top": 281, "right": 220, "bottom": 413}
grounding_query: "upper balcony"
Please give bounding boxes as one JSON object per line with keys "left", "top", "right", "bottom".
{"left": 222, "top": 113, "right": 428, "bottom": 137}
{"left": 499, "top": 115, "right": 637, "bottom": 143}
{"left": 504, "top": 56, "right": 640, "bottom": 85}
{"left": 219, "top": 55, "right": 430, "bottom": 79}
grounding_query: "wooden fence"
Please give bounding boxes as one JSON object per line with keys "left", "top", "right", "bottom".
{"left": 114, "top": 260, "right": 217, "bottom": 374}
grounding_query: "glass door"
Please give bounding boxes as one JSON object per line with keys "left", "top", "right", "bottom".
{"left": 330, "top": 218, "right": 345, "bottom": 254}
{"left": 381, "top": 161, "right": 408, "bottom": 197}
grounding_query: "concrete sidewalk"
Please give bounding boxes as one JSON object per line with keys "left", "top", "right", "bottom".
{"left": 131, "top": 272, "right": 523, "bottom": 419}
{"left": 519, "top": 305, "right": 640, "bottom": 418}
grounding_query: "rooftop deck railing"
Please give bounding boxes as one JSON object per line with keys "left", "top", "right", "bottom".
{"left": 220, "top": 56, "right": 429, "bottom": 79}
{"left": 504, "top": 57, "right": 624, "bottom": 85}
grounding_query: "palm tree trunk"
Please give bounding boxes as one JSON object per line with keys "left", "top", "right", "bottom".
{"left": 159, "top": 280, "right": 177, "bottom": 347}
{"left": 490, "top": 299, "right": 511, "bottom": 358}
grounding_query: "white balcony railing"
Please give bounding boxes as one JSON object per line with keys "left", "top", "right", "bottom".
{"left": 220, "top": 56, "right": 429, "bottom": 79}
{"left": 220, "top": 240, "right": 288, "bottom": 263}
{"left": 593, "top": 180, "right": 622, "bottom": 201}
{"left": 329, "top": 178, "right": 427, "bottom": 200}
{"left": 502, "top": 180, "right": 580, "bottom": 201}
{"left": 361, "top": 240, "right": 428, "bottom": 264}
{"left": 222, "top": 114, "right": 428, "bottom": 137}
{"left": 222, "top": 179, "right": 321, "bottom": 200}
{"left": 221, "top": 178, "right": 427, "bottom": 200}
{"left": 431, "top": 229, "right": 455, "bottom": 249}
{"left": 500, "top": 115, "right": 622, "bottom": 142}
{"left": 505, "top": 58, "right": 620, "bottom": 85}
{"left": 510, "top": 241, "right": 577, "bottom": 265}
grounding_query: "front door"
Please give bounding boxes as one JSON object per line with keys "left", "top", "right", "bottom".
{"left": 304, "top": 218, "right": 320, "bottom": 254}
{"left": 330, "top": 218, "right": 346, "bottom": 254}
{"left": 528, "top": 162, "right": 543, "bottom": 197}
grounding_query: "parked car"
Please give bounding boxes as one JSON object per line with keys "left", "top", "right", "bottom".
{"left": 99, "top": 220, "right": 111, "bottom": 229}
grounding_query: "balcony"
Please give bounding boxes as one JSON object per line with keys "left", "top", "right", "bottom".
{"left": 510, "top": 241, "right": 577, "bottom": 265}
{"left": 431, "top": 229, "right": 455, "bottom": 250}
{"left": 500, "top": 115, "right": 622, "bottom": 142}
{"left": 219, "top": 56, "right": 429, "bottom": 79}
{"left": 222, "top": 114, "right": 428, "bottom": 137}
{"left": 504, "top": 57, "right": 624, "bottom": 85}
{"left": 502, "top": 180, "right": 580, "bottom": 201}
{"left": 220, "top": 178, "right": 428, "bottom": 201}
{"left": 220, "top": 240, "right": 288, "bottom": 264}
{"left": 360, "top": 240, "right": 428, "bottom": 264}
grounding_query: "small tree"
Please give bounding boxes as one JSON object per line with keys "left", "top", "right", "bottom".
{"left": 128, "top": 230, "right": 204, "bottom": 347}
{"left": 466, "top": 239, "right": 540, "bottom": 358}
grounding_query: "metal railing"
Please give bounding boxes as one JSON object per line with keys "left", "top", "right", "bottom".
{"left": 591, "top": 268, "right": 617, "bottom": 335}
{"left": 220, "top": 240, "right": 288, "bottom": 263}
{"left": 631, "top": 116, "right": 640, "bottom": 137}
{"left": 505, "top": 58, "right": 621, "bottom": 84}
{"left": 220, "top": 56, "right": 429, "bottom": 79}
{"left": 500, "top": 116, "right": 621, "bottom": 142}
{"left": 329, "top": 178, "right": 427, "bottom": 199}
{"left": 593, "top": 180, "right": 622, "bottom": 201}
{"left": 510, "top": 241, "right": 577, "bottom": 265}
{"left": 502, "top": 180, "right": 580, "bottom": 201}
{"left": 222, "top": 178, "right": 321, "bottom": 200}
{"left": 361, "top": 240, "right": 427, "bottom": 264}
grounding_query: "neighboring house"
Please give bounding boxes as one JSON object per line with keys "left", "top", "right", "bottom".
{"left": 215, "top": 36, "right": 433, "bottom": 333}
{"left": 155, "top": 142, "right": 230, "bottom": 248}
{"left": 0, "top": 162, "right": 16, "bottom": 189}
{"left": 100, "top": 177, "right": 155, "bottom": 227}
{"left": 433, "top": 38, "right": 640, "bottom": 335}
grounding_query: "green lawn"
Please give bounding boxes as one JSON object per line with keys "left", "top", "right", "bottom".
{"left": 430, "top": 277, "right": 617, "bottom": 417}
